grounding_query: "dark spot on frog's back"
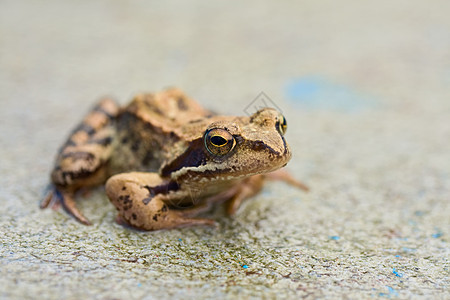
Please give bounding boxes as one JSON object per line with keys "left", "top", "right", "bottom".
{"left": 131, "top": 139, "right": 140, "bottom": 152}
{"left": 250, "top": 140, "right": 280, "bottom": 155}
{"left": 142, "top": 151, "right": 154, "bottom": 166}
{"left": 188, "top": 119, "right": 203, "bottom": 124}
{"left": 143, "top": 101, "right": 164, "bottom": 115}
{"left": 177, "top": 97, "right": 189, "bottom": 111}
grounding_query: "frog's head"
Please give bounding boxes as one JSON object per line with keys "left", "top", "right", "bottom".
{"left": 164, "top": 108, "right": 292, "bottom": 183}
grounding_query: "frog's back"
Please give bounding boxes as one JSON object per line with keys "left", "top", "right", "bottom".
{"left": 110, "top": 88, "right": 213, "bottom": 173}
{"left": 126, "top": 88, "right": 212, "bottom": 125}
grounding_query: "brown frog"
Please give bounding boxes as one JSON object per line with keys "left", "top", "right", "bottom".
{"left": 41, "top": 88, "right": 308, "bottom": 230}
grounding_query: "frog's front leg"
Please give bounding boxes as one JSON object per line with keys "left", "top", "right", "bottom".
{"left": 41, "top": 98, "right": 119, "bottom": 225}
{"left": 105, "top": 172, "right": 216, "bottom": 231}
{"left": 226, "top": 170, "right": 309, "bottom": 215}
{"left": 226, "top": 175, "right": 266, "bottom": 215}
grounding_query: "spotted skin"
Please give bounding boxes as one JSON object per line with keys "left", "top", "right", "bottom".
{"left": 42, "top": 88, "right": 308, "bottom": 230}
{"left": 106, "top": 172, "right": 216, "bottom": 230}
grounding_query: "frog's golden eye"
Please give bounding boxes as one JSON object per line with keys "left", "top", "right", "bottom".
{"left": 204, "top": 128, "right": 236, "bottom": 156}
{"left": 276, "top": 115, "right": 287, "bottom": 135}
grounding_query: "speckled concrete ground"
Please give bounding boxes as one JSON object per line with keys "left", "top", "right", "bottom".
{"left": 1, "top": 1, "right": 449, "bottom": 299}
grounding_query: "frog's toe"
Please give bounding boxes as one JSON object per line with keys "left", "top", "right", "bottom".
{"left": 41, "top": 186, "right": 91, "bottom": 225}
{"left": 40, "top": 187, "right": 63, "bottom": 211}
{"left": 171, "top": 214, "right": 218, "bottom": 229}
{"left": 40, "top": 186, "right": 56, "bottom": 209}
{"left": 59, "top": 192, "right": 92, "bottom": 225}
{"left": 50, "top": 188, "right": 92, "bottom": 225}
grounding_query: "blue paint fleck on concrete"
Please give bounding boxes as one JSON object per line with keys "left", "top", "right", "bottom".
{"left": 329, "top": 236, "right": 340, "bottom": 240}
{"left": 285, "top": 76, "right": 377, "bottom": 112}
{"left": 431, "top": 232, "right": 443, "bottom": 238}
{"left": 401, "top": 247, "right": 416, "bottom": 253}
{"left": 379, "top": 286, "right": 399, "bottom": 298}
{"left": 392, "top": 268, "right": 403, "bottom": 277}
{"left": 414, "top": 210, "right": 426, "bottom": 216}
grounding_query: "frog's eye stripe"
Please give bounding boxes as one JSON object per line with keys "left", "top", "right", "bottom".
{"left": 204, "top": 128, "right": 236, "bottom": 156}
{"left": 276, "top": 115, "right": 287, "bottom": 136}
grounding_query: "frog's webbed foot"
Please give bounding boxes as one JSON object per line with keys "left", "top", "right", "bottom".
{"left": 106, "top": 172, "right": 216, "bottom": 231}
{"left": 41, "top": 186, "right": 92, "bottom": 225}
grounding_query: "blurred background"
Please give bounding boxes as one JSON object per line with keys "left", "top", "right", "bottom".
{"left": 0, "top": 1, "right": 449, "bottom": 299}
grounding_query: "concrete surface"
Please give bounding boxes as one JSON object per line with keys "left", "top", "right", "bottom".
{"left": 0, "top": 0, "right": 449, "bottom": 299}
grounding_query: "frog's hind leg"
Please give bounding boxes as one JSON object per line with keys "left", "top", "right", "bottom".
{"left": 106, "top": 172, "right": 217, "bottom": 231}
{"left": 41, "top": 98, "right": 119, "bottom": 225}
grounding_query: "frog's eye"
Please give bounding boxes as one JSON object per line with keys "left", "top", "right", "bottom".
{"left": 204, "top": 128, "right": 236, "bottom": 156}
{"left": 276, "top": 114, "right": 287, "bottom": 135}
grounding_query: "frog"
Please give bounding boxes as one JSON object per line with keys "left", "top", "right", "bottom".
{"left": 41, "top": 88, "right": 308, "bottom": 231}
